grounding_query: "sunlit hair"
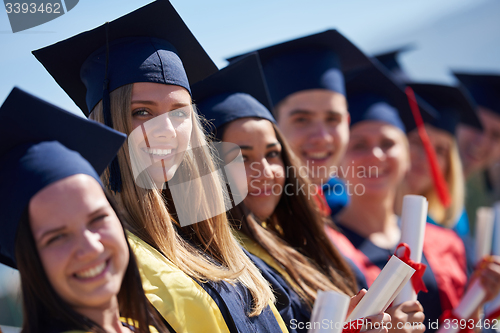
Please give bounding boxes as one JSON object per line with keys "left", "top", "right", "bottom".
{"left": 90, "top": 84, "right": 273, "bottom": 316}
{"left": 219, "top": 120, "right": 356, "bottom": 309}
{"left": 416, "top": 133, "right": 463, "bottom": 228}
{"left": 15, "top": 192, "right": 167, "bottom": 333}
{"left": 396, "top": 128, "right": 464, "bottom": 228}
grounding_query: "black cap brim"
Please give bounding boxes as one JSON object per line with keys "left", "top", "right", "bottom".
{"left": 346, "top": 60, "right": 437, "bottom": 132}
{"left": 0, "top": 87, "right": 126, "bottom": 173}
{"left": 227, "top": 29, "right": 372, "bottom": 73}
{"left": 408, "top": 83, "right": 482, "bottom": 132}
{"left": 192, "top": 53, "right": 273, "bottom": 112}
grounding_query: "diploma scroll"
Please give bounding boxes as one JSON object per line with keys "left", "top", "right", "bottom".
{"left": 0, "top": 326, "right": 21, "bottom": 333}
{"left": 308, "top": 290, "right": 351, "bottom": 333}
{"left": 347, "top": 255, "right": 415, "bottom": 321}
{"left": 474, "top": 207, "right": 494, "bottom": 265}
{"left": 394, "top": 195, "right": 428, "bottom": 305}
{"left": 484, "top": 202, "right": 500, "bottom": 319}
{"left": 437, "top": 279, "right": 486, "bottom": 333}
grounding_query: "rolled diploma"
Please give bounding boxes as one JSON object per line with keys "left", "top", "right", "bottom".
{"left": 437, "top": 279, "right": 486, "bottom": 333}
{"left": 347, "top": 256, "right": 415, "bottom": 321}
{"left": 394, "top": 195, "right": 428, "bottom": 305}
{"left": 484, "top": 202, "right": 500, "bottom": 317}
{"left": 474, "top": 207, "right": 494, "bottom": 265}
{"left": 308, "top": 290, "right": 351, "bottom": 333}
{"left": 0, "top": 326, "right": 21, "bottom": 333}
{"left": 492, "top": 202, "right": 500, "bottom": 256}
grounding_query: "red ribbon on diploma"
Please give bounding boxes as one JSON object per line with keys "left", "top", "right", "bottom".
{"left": 342, "top": 318, "right": 364, "bottom": 333}
{"left": 395, "top": 243, "right": 428, "bottom": 295}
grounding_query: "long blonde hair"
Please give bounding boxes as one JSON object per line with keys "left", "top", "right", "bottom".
{"left": 423, "top": 138, "right": 464, "bottom": 228}
{"left": 396, "top": 129, "right": 464, "bottom": 228}
{"left": 90, "top": 84, "right": 273, "bottom": 316}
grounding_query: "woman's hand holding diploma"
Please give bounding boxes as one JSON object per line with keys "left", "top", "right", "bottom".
{"left": 347, "top": 289, "right": 391, "bottom": 333}
{"left": 386, "top": 301, "right": 425, "bottom": 333}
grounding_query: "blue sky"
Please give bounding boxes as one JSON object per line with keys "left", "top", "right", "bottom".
{"left": 1, "top": 0, "right": 499, "bottom": 117}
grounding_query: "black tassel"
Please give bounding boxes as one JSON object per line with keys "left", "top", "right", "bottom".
{"left": 102, "top": 22, "right": 122, "bottom": 193}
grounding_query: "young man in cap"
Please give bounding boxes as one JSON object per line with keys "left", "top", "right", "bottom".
{"left": 228, "top": 30, "right": 372, "bottom": 215}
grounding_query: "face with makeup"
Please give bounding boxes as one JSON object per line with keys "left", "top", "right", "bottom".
{"left": 457, "top": 107, "right": 500, "bottom": 177}
{"left": 29, "top": 174, "right": 129, "bottom": 310}
{"left": 275, "top": 89, "right": 350, "bottom": 186}
{"left": 341, "top": 121, "right": 409, "bottom": 198}
{"left": 129, "top": 82, "right": 193, "bottom": 186}
{"left": 222, "top": 118, "right": 285, "bottom": 220}
{"left": 407, "top": 125, "right": 453, "bottom": 195}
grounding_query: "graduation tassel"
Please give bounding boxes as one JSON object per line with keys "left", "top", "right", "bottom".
{"left": 405, "top": 86, "right": 451, "bottom": 208}
{"left": 102, "top": 22, "right": 122, "bottom": 193}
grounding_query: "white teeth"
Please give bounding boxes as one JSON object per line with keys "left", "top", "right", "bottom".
{"left": 307, "top": 152, "right": 329, "bottom": 159}
{"left": 142, "top": 148, "right": 173, "bottom": 157}
{"left": 75, "top": 262, "right": 106, "bottom": 279}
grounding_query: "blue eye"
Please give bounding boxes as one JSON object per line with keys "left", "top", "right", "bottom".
{"left": 169, "top": 109, "right": 188, "bottom": 118}
{"left": 132, "top": 108, "right": 150, "bottom": 117}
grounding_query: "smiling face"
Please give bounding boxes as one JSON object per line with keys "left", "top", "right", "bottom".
{"left": 341, "top": 121, "right": 409, "bottom": 198}
{"left": 29, "top": 174, "right": 129, "bottom": 311}
{"left": 275, "top": 89, "right": 349, "bottom": 186}
{"left": 407, "top": 125, "right": 453, "bottom": 195}
{"left": 457, "top": 107, "right": 500, "bottom": 177}
{"left": 129, "top": 82, "right": 193, "bottom": 186}
{"left": 222, "top": 118, "right": 285, "bottom": 220}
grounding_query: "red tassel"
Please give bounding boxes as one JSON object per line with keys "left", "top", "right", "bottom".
{"left": 405, "top": 87, "right": 451, "bottom": 208}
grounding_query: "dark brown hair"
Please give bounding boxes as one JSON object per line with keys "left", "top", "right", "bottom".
{"left": 15, "top": 191, "right": 167, "bottom": 333}
{"left": 221, "top": 121, "right": 356, "bottom": 309}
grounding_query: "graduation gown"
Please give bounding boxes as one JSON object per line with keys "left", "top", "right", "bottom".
{"left": 235, "top": 231, "right": 312, "bottom": 333}
{"left": 326, "top": 223, "right": 467, "bottom": 333}
{"left": 128, "top": 232, "right": 288, "bottom": 333}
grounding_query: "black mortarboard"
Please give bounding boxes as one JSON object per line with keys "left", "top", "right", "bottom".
{"left": 453, "top": 72, "right": 500, "bottom": 115}
{"left": 193, "top": 53, "right": 275, "bottom": 138}
{"left": 33, "top": 0, "right": 217, "bottom": 192}
{"left": 0, "top": 88, "right": 126, "bottom": 268}
{"left": 373, "top": 45, "right": 413, "bottom": 79}
{"left": 407, "top": 83, "right": 482, "bottom": 135}
{"left": 226, "top": 30, "right": 372, "bottom": 107}
{"left": 33, "top": 0, "right": 218, "bottom": 116}
{"left": 346, "top": 61, "right": 436, "bottom": 133}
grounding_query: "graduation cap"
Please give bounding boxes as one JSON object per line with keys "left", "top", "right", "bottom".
{"left": 345, "top": 64, "right": 452, "bottom": 207}
{"left": 453, "top": 72, "right": 500, "bottom": 115}
{"left": 407, "top": 83, "right": 482, "bottom": 135}
{"left": 33, "top": 0, "right": 218, "bottom": 116}
{"left": 226, "top": 30, "right": 373, "bottom": 107}
{"left": 192, "top": 53, "right": 275, "bottom": 138}
{"left": 33, "top": 0, "right": 216, "bottom": 192}
{"left": 345, "top": 61, "right": 436, "bottom": 133}
{"left": 0, "top": 87, "right": 126, "bottom": 268}
{"left": 373, "top": 45, "right": 414, "bottom": 84}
